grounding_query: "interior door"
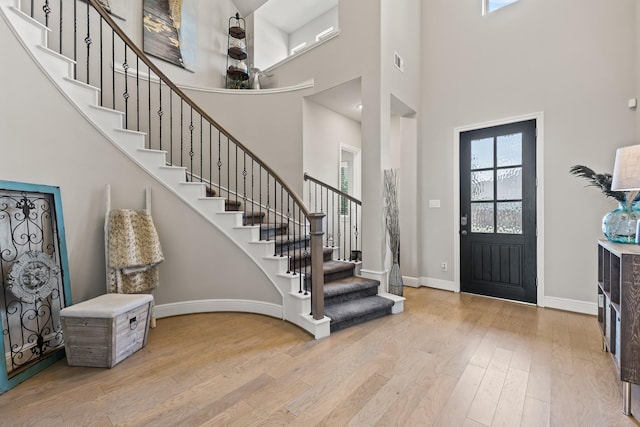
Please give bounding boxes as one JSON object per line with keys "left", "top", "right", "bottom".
{"left": 459, "top": 119, "right": 537, "bottom": 303}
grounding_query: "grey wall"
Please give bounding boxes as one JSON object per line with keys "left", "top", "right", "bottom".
{"left": 420, "top": 0, "right": 637, "bottom": 305}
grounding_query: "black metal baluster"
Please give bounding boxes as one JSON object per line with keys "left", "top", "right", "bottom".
{"left": 273, "top": 176, "right": 277, "bottom": 255}
{"left": 235, "top": 145, "right": 238, "bottom": 210}
{"left": 266, "top": 174, "right": 270, "bottom": 241}
{"left": 99, "top": 18, "right": 103, "bottom": 106}
{"left": 217, "top": 131, "right": 222, "bottom": 197}
{"left": 111, "top": 29, "right": 115, "bottom": 109}
{"left": 242, "top": 153, "right": 247, "bottom": 222}
{"left": 123, "top": 46, "right": 129, "bottom": 128}
{"left": 180, "top": 101, "right": 184, "bottom": 168}
{"left": 355, "top": 203, "right": 359, "bottom": 259}
{"left": 169, "top": 90, "right": 173, "bottom": 164}
{"left": 43, "top": 0, "right": 50, "bottom": 27}
{"left": 332, "top": 191, "right": 335, "bottom": 247}
{"left": 188, "top": 108, "right": 195, "bottom": 173}
{"left": 148, "top": 65, "right": 152, "bottom": 144}
{"left": 158, "top": 81, "right": 163, "bottom": 150}
{"left": 58, "top": 0, "right": 62, "bottom": 54}
{"left": 136, "top": 56, "right": 140, "bottom": 131}
{"left": 84, "top": 0, "right": 90, "bottom": 84}
{"left": 251, "top": 159, "right": 255, "bottom": 226}
{"left": 199, "top": 116, "right": 203, "bottom": 182}
{"left": 73, "top": 0, "right": 77, "bottom": 76}
{"left": 286, "top": 195, "right": 291, "bottom": 273}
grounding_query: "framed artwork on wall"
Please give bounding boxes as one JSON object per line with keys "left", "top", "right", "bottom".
{"left": 143, "top": 0, "right": 196, "bottom": 71}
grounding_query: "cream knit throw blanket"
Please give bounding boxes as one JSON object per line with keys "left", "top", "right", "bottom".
{"left": 107, "top": 209, "right": 164, "bottom": 294}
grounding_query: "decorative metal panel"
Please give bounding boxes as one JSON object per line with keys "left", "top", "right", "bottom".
{"left": 0, "top": 181, "right": 71, "bottom": 394}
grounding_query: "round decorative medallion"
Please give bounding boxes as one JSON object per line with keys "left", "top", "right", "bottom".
{"left": 7, "top": 250, "right": 60, "bottom": 303}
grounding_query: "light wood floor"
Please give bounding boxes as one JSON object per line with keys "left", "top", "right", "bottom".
{"left": 2, "top": 287, "right": 639, "bottom": 426}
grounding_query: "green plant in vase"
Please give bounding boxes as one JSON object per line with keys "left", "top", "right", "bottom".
{"left": 570, "top": 165, "right": 640, "bottom": 243}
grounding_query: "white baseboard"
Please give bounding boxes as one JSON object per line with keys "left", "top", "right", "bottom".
{"left": 421, "top": 277, "right": 456, "bottom": 292}
{"left": 155, "top": 299, "right": 284, "bottom": 319}
{"left": 402, "top": 276, "right": 420, "bottom": 288}
{"left": 544, "top": 296, "right": 597, "bottom": 316}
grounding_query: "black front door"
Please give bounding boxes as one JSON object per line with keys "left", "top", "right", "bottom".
{"left": 460, "top": 119, "right": 537, "bottom": 303}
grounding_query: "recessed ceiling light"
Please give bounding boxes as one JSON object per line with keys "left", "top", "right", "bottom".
{"left": 356, "top": 103, "right": 363, "bottom": 110}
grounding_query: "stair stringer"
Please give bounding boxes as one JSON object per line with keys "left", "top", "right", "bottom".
{"left": 0, "top": 0, "right": 330, "bottom": 339}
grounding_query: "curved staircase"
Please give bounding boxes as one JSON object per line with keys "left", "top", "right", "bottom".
{"left": 0, "top": 0, "right": 403, "bottom": 338}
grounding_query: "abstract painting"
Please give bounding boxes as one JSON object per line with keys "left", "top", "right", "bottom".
{"left": 143, "top": 0, "right": 196, "bottom": 71}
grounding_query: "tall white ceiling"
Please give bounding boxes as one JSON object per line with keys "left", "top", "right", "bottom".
{"left": 233, "top": 0, "right": 338, "bottom": 33}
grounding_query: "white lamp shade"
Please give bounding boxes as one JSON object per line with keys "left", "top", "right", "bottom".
{"left": 611, "top": 144, "right": 640, "bottom": 191}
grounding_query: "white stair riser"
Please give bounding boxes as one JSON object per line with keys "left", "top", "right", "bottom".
{"left": 87, "top": 105, "right": 125, "bottom": 131}
{"left": 59, "top": 77, "right": 100, "bottom": 107}
{"left": 4, "top": 5, "right": 48, "bottom": 48}
{"left": 193, "top": 197, "right": 226, "bottom": 214}
{"left": 134, "top": 149, "right": 166, "bottom": 169}
{"left": 174, "top": 182, "right": 205, "bottom": 199}
{"left": 231, "top": 226, "right": 260, "bottom": 243}
{"left": 156, "top": 166, "right": 186, "bottom": 184}
{"left": 112, "top": 129, "right": 146, "bottom": 153}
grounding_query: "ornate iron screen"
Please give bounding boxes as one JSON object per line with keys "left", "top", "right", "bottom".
{"left": 0, "top": 181, "right": 71, "bottom": 394}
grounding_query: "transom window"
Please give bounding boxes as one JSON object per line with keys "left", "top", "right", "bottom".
{"left": 483, "top": 0, "right": 519, "bottom": 15}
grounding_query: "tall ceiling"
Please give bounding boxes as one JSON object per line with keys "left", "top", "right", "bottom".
{"left": 233, "top": 0, "right": 338, "bottom": 33}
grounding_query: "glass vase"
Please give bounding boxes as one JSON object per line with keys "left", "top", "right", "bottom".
{"left": 602, "top": 201, "right": 640, "bottom": 244}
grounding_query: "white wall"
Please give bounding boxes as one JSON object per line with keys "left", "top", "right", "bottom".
{"left": 420, "top": 0, "right": 637, "bottom": 306}
{"left": 302, "top": 99, "right": 361, "bottom": 189}
{"left": 186, "top": 85, "right": 314, "bottom": 195}
{"left": 289, "top": 7, "right": 338, "bottom": 54}
{"left": 253, "top": 13, "right": 288, "bottom": 70}
{"left": 1, "top": 15, "right": 281, "bottom": 308}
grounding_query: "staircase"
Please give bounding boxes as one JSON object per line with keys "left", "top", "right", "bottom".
{"left": 211, "top": 187, "right": 399, "bottom": 333}
{"left": 1, "top": 0, "right": 403, "bottom": 338}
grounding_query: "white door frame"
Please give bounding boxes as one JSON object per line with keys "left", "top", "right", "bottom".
{"left": 453, "top": 112, "right": 545, "bottom": 306}
{"left": 339, "top": 143, "right": 361, "bottom": 199}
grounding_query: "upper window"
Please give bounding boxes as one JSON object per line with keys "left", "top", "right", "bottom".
{"left": 483, "top": 0, "right": 519, "bottom": 15}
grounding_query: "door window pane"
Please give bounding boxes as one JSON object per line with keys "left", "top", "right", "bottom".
{"left": 472, "top": 202, "right": 494, "bottom": 233}
{"left": 471, "top": 171, "right": 494, "bottom": 201}
{"left": 497, "top": 133, "right": 522, "bottom": 167}
{"left": 497, "top": 167, "right": 522, "bottom": 200}
{"left": 497, "top": 202, "right": 522, "bottom": 234}
{"left": 471, "top": 138, "right": 494, "bottom": 169}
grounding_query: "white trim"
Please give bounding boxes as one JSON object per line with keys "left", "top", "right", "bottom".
{"left": 402, "top": 276, "right": 420, "bottom": 288}
{"left": 378, "top": 292, "right": 405, "bottom": 314}
{"left": 113, "top": 63, "right": 314, "bottom": 95}
{"left": 155, "top": 299, "right": 283, "bottom": 319}
{"left": 360, "top": 268, "right": 389, "bottom": 293}
{"left": 544, "top": 296, "right": 597, "bottom": 316}
{"left": 453, "top": 112, "right": 545, "bottom": 305}
{"left": 264, "top": 30, "right": 340, "bottom": 73}
{"left": 422, "top": 277, "right": 456, "bottom": 292}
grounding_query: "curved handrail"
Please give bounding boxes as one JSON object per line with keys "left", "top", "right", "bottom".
{"left": 19, "top": 0, "right": 325, "bottom": 320}
{"left": 87, "top": 0, "right": 310, "bottom": 220}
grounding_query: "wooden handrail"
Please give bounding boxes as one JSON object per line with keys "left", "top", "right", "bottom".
{"left": 304, "top": 172, "right": 362, "bottom": 205}
{"left": 87, "top": 0, "right": 310, "bottom": 221}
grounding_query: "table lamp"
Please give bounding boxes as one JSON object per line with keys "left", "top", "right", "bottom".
{"left": 611, "top": 144, "right": 640, "bottom": 243}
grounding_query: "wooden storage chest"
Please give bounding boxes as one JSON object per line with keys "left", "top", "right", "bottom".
{"left": 60, "top": 293, "right": 153, "bottom": 368}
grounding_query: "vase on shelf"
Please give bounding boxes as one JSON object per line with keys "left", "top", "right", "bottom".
{"left": 602, "top": 200, "right": 640, "bottom": 243}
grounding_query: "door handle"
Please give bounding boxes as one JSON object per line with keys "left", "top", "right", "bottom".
{"left": 461, "top": 214, "right": 468, "bottom": 226}
{"left": 461, "top": 230, "right": 468, "bottom": 235}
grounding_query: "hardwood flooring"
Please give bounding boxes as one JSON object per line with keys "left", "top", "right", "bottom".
{"left": 1, "top": 287, "right": 639, "bottom": 426}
